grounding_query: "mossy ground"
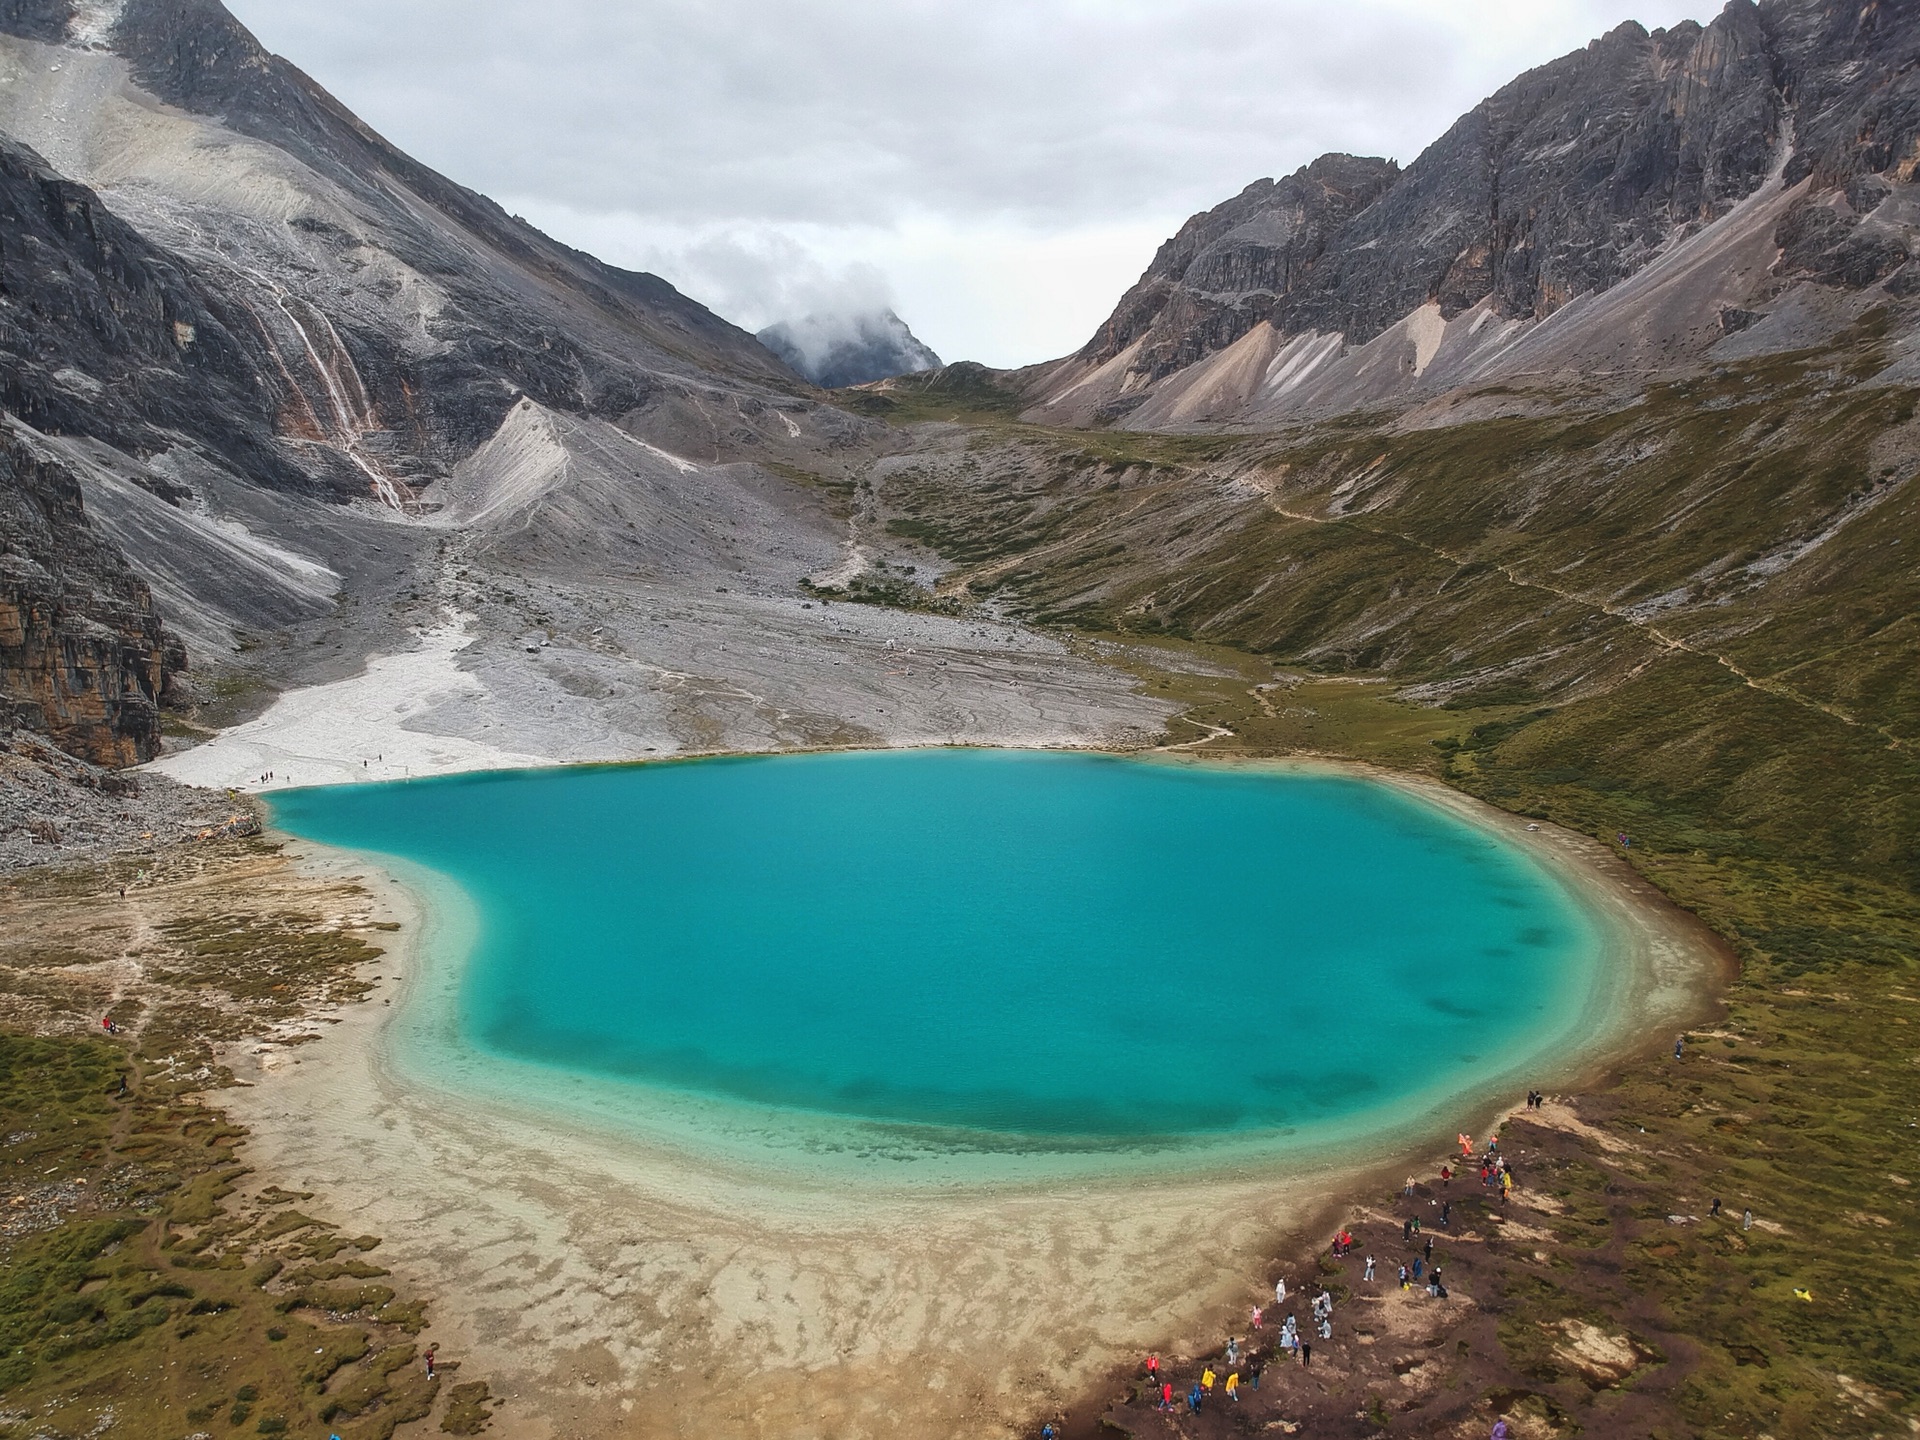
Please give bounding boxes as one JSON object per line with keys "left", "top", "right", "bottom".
{"left": 0, "top": 840, "right": 491, "bottom": 1439}
{"left": 869, "top": 336, "right": 1920, "bottom": 1436}
{"left": 1048, "top": 649, "right": 1920, "bottom": 1439}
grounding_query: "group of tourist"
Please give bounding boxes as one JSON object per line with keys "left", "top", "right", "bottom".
{"left": 1118, "top": 1100, "right": 1565, "bottom": 1436}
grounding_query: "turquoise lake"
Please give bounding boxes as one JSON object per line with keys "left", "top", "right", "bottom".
{"left": 268, "top": 749, "right": 1607, "bottom": 1146}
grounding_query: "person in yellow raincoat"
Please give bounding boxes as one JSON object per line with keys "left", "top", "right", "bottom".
{"left": 1225, "top": 1371, "right": 1240, "bottom": 1402}
{"left": 1201, "top": 1366, "right": 1215, "bottom": 1393}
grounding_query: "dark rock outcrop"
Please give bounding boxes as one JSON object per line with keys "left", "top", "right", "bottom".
{"left": 0, "top": 133, "right": 305, "bottom": 493}
{"left": 1083, "top": 155, "right": 1398, "bottom": 383}
{"left": 0, "top": 432, "right": 181, "bottom": 766}
{"left": 758, "top": 311, "right": 942, "bottom": 389}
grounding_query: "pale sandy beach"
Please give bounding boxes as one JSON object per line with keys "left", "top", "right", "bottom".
{"left": 208, "top": 753, "right": 1727, "bottom": 1440}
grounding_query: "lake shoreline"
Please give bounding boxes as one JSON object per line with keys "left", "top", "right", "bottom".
{"left": 213, "top": 746, "right": 1730, "bottom": 1440}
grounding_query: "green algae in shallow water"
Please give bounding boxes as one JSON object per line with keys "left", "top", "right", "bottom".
{"left": 269, "top": 749, "right": 1608, "bottom": 1147}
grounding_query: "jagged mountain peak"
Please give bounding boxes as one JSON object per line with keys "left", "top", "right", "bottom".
{"left": 1026, "top": 0, "right": 1920, "bottom": 430}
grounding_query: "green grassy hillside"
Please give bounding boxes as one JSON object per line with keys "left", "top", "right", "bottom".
{"left": 865, "top": 322, "right": 1920, "bottom": 1435}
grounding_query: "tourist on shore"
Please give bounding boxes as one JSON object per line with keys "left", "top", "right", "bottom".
{"left": 1743, "top": 1207, "right": 1754, "bottom": 1231}
{"left": 1201, "top": 1365, "right": 1215, "bottom": 1395}
{"left": 1248, "top": 1354, "right": 1264, "bottom": 1391}
{"left": 1225, "top": 1371, "right": 1239, "bottom": 1402}
{"left": 1159, "top": 1381, "right": 1173, "bottom": 1411}
{"left": 1251, "top": 1304, "right": 1263, "bottom": 1330}
{"left": 1363, "top": 1255, "right": 1376, "bottom": 1281}
{"left": 1226, "top": 1336, "right": 1239, "bottom": 1366}
{"left": 1145, "top": 1352, "right": 1158, "bottom": 1385}
{"left": 1300, "top": 1341, "right": 1312, "bottom": 1368}
{"left": 1492, "top": 1418, "right": 1510, "bottom": 1439}
{"left": 1187, "top": 1383, "right": 1202, "bottom": 1413}
{"left": 1275, "top": 1276, "right": 1287, "bottom": 1304}
{"left": 1398, "top": 1263, "right": 1409, "bottom": 1290}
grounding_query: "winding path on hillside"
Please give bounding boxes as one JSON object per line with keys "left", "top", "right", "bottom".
{"left": 1251, "top": 487, "right": 1906, "bottom": 751}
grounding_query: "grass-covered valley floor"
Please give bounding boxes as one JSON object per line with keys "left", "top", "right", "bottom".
{"left": 1039, "top": 658, "right": 1920, "bottom": 1440}
{"left": 842, "top": 339, "right": 1920, "bottom": 1437}
{"left": 0, "top": 840, "right": 492, "bottom": 1440}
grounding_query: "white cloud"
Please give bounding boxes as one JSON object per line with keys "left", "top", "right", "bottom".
{"left": 509, "top": 201, "right": 1175, "bottom": 369}
{"left": 228, "top": 0, "right": 1728, "bottom": 366}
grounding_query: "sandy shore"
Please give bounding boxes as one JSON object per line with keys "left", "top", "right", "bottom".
{"left": 210, "top": 755, "right": 1727, "bottom": 1440}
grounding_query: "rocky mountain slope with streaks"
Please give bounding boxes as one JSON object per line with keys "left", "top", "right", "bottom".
{"left": 1023, "top": 0, "right": 1920, "bottom": 429}
{"left": 0, "top": 0, "right": 1173, "bottom": 781}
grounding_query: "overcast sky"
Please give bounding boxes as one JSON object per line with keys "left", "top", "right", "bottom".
{"left": 226, "top": 0, "right": 1725, "bottom": 367}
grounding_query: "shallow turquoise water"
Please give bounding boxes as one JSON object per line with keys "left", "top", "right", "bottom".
{"left": 269, "top": 750, "right": 1604, "bottom": 1144}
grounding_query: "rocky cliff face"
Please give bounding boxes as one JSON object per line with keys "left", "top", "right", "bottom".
{"left": 1036, "top": 0, "right": 1920, "bottom": 427}
{"left": 0, "top": 431, "right": 180, "bottom": 765}
{"left": 0, "top": 131, "right": 302, "bottom": 494}
{"left": 1082, "top": 154, "right": 1399, "bottom": 385}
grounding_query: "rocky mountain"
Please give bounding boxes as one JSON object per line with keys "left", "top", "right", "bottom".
{"left": 758, "top": 310, "right": 942, "bottom": 388}
{"left": 0, "top": 0, "right": 898, "bottom": 767}
{"left": 0, "top": 0, "right": 823, "bottom": 499}
{"left": 1027, "top": 0, "right": 1920, "bottom": 428}
{"left": 0, "top": 0, "right": 1170, "bottom": 787}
